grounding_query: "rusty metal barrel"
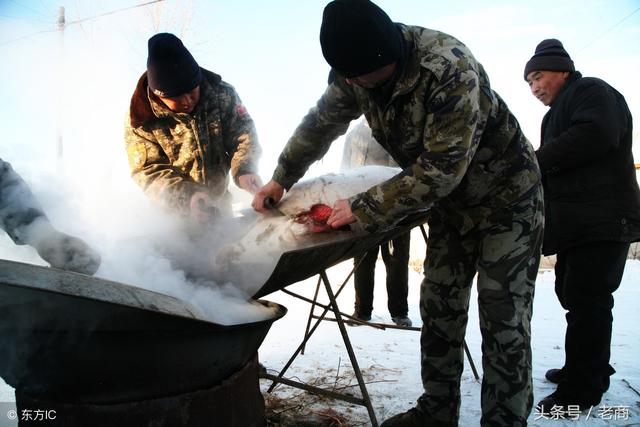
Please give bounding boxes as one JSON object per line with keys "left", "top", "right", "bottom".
{"left": 0, "top": 260, "right": 286, "bottom": 426}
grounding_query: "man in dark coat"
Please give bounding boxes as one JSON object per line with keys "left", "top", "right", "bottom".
{"left": 525, "top": 38, "right": 640, "bottom": 412}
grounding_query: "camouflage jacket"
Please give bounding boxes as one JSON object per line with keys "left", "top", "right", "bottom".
{"left": 125, "top": 68, "right": 261, "bottom": 214}
{"left": 0, "top": 158, "right": 47, "bottom": 244}
{"left": 273, "top": 25, "right": 540, "bottom": 233}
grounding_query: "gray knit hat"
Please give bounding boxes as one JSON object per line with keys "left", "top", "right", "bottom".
{"left": 523, "top": 38, "right": 575, "bottom": 80}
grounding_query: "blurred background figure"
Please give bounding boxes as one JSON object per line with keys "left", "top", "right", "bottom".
{"left": 341, "top": 118, "right": 412, "bottom": 327}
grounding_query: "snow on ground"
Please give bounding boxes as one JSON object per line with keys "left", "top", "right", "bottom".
{"left": 256, "top": 256, "right": 640, "bottom": 426}
{"left": 1, "top": 253, "right": 638, "bottom": 426}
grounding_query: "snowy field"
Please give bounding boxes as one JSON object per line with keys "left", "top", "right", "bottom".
{"left": 254, "top": 256, "right": 640, "bottom": 426}
{"left": 1, "top": 250, "right": 639, "bottom": 426}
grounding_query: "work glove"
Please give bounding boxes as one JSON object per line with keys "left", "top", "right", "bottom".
{"left": 35, "top": 230, "right": 101, "bottom": 275}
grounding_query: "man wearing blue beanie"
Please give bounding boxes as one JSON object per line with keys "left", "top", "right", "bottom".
{"left": 125, "top": 33, "right": 262, "bottom": 223}
{"left": 253, "top": 1, "right": 543, "bottom": 425}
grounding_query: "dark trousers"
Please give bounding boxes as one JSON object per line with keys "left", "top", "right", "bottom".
{"left": 353, "top": 232, "right": 410, "bottom": 317}
{"left": 554, "top": 241, "right": 629, "bottom": 399}
{"left": 420, "top": 187, "right": 543, "bottom": 425}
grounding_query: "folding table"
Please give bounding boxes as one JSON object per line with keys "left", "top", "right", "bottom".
{"left": 253, "top": 214, "right": 479, "bottom": 427}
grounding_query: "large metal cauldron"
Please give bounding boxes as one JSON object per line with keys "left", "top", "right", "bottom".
{"left": 0, "top": 259, "right": 286, "bottom": 404}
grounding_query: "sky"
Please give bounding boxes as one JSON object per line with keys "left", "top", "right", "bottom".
{"left": 0, "top": 0, "right": 639, "bottom": 179}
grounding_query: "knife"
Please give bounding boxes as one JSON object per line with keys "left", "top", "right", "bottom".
{"left": 264, "top": 197, "right": 286, "bottom": 217}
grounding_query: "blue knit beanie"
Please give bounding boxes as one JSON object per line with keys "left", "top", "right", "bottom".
{"left": 146, "top": 33, "right": 202, "bottom": 97}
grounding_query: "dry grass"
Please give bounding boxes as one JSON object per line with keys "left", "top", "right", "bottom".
{"left": 262, "top": 363, "right": 400, "bottom": 426}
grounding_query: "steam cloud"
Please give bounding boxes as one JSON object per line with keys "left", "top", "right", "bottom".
{"left": 0, "top": 164, "right": 402, "bottom": 326}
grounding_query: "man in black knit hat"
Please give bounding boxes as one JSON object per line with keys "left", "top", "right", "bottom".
{"left": 525, "top": 38, "right": 640, "bottom": 413}
{"left": 253, "top": 1, "right": 543, "bottom": 425}
{"left": 125, "top": 33, "right": 262, "bottom": 223}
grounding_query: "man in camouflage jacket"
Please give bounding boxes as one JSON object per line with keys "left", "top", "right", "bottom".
{"left": 253, "top": 1, "right": 543, "bottom": 426}
{"left": 125, "top": 33, "right": 261, "bottom": 223}
{"left": 0, "top": 158, "right": 100, "bottom": 275}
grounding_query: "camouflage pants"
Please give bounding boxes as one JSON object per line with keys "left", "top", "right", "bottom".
{"left": 419, "top": 185, "right": 543, "bottom": 426}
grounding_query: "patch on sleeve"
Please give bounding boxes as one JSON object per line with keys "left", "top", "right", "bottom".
{"left": 235, "top": 104, "right": 248, "bottom": 116}
{"left": 127, "top": 143, "right": 147, "bottom": 170}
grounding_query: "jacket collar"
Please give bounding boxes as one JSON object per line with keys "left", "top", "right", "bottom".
{"left": 128, "top": 68, "right": 222, "bottom": 128}
{"left": 548, "top": 71, "right": 582, "bottom": 109}
{"left": 388, "top": 25, "right": 422, "bottom": 101}
{"left": 354, "top": 25, "right": 421, "bottom": 109}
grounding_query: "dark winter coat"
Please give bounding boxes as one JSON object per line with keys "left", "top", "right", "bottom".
{"left": 537, "top": 72, "right": 640, "bottom": 255}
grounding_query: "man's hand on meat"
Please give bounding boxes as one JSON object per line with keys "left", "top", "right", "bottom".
{"left": 252, "top": 180, "right": 284, "bottom": 213}
{"left": 295, "top": 201, "right": 356, "bottom": 233}
{"left": 326, "top": 199, "right": 356, "bottom": 230}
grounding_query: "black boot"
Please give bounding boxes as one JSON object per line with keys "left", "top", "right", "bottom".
{"left": 545, "top": 365, "right": 615, "bottom": 389}
{"left": 381, "top": 405, "right": 456, "bottom": 427}
{"left": 545, "top": 368, "right": 565, "bottom": 384}
{"left": 391, "top": 315, "right": 412, "bottom": 327}
{"left": 347, "top": 311, "right": 371, "bottom": 327}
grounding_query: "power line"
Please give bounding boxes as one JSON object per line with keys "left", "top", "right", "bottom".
{"left": 35, "top": 0, "right": 59, "bottom": 18}
{"left": 0, "top": 0, "right": 165, "bottom": 48}
{"left": 0, "top": 28, "right": 57, "bottom": 47}
{"left": 7, "top": 0, "right": 51, "bottom": 19}
{"left": 65, "top": 0, "right": 164, "bottom": 26}
{"left": 577, "top": 6, "right": 640, "bottom": 53}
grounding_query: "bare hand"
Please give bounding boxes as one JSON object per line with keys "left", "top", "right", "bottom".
{"left": 252, "top": 180, "right": 284, "bottom": 213}
{"left": 189, "top": 192, "right": 219, "bottom": 224}
{"left": 327, "top": 199, "right": 356, "bottom": 229}
{"left": 237, "top": 174, "right": 263, "bottom": 195}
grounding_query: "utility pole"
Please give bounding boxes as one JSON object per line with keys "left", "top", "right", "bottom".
{"left": 56, "top": 6, "right": 65, "bottom": 161}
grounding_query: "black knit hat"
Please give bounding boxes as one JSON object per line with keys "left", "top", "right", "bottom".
{"left": 146, "top": 33, "right": 202, "bottom": 97}
{"left": 320, "top": 0, "right": 402, "bottom": 78}
{"left": 523, "top": 38, "right": 575, "bottom": 80}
